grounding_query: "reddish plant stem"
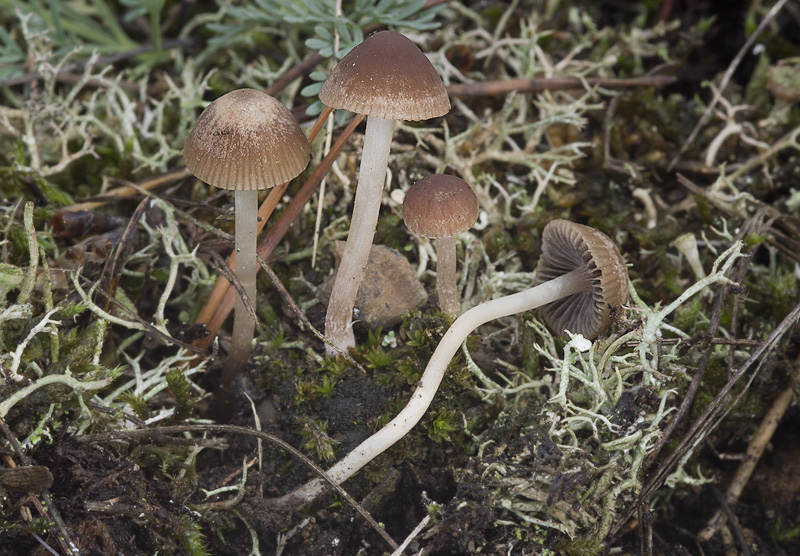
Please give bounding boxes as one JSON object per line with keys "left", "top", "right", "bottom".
{"left": 447, "top": 75, "right": 676, "bottom": 97}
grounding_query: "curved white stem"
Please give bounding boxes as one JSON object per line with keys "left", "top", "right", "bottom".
{"left": 283, "top": 268, "right": 588, "bottom": 505}
{"left": 325, "top": 116, "right": 394, "bottom": 354}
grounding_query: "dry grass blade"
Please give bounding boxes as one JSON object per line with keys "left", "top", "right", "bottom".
{"left": 611, "top": 297, "right": 800, "bottom": 540}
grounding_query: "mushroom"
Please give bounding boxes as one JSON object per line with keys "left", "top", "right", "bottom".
{"left": 280, "top": 220, "right": 628, "bottom": 506}
{"left": 533, "top": 219, "right": 629, "bottom": 338}
{"left": 319, "top": 31, "right": 450, "bottom": 353}
{"left": 183, "top": 88, "right": 311, "bottom": 368}
{"left": 402, "top": 174, "right": 479, "bottom": 318}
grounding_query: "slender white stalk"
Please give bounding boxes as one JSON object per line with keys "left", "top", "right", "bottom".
{"left": 434, "top": 236, "right": 459, "bottom": 317}
{"left": 283, "top": 269, "right": 588, "bottom": 504}
{"left": 325, "top": 116, "right": 394, "bottom": 354}
{"left": 673, "top": 233, "right": 706, "bottom": 279}
{"left": 228, "top": 190, "right": 259, "bottom": 369}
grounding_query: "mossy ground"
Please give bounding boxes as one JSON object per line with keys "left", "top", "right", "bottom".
{"left": 2, "top": 1, "right": 800, "bottom": 555}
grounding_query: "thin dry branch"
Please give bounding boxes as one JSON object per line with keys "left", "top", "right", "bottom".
{"left": 698, "top": 358, "right": 800, "bottom": 542}
{"left": 74, "top": 424, "right": 399, "bottom": 552}
{"left": 447, "top": 75, "right": 676, "bottom": 97}
{"left": 667, "top": 0, "right": 791, "bottom": 170}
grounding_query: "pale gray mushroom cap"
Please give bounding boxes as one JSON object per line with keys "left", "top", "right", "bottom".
{"left": 183, "top": 88, "right": 311, "bottom": 191}
{"left": 534, "top": 219, "right": 628, "bottom": 339}
{"left": 319, "top": 31, "right": 450, "bottom": 121}
{"left": 402, "top": 174, "right": 479, "bottom": 238}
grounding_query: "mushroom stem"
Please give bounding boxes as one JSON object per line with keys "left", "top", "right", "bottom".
{"left": 282, "top": 268, "right": 589, "bottom": 505}
{"left": 325, "top": 116, "right": 394, "bottom": 354}
{"left": 227, "top": 190, "right": 259, "bottom": 370}
{"left": 434, "top": 236, "right": 459, "bottom": 318}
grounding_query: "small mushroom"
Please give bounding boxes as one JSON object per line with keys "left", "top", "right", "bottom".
{"left": 184, "top": 89, "right": 310, "bottom": 368}
{"left": 283, "top": 220, "right": 628, "bottom": 505}
{"left": 402, "top": 174, "right": 479, "bottom": 318}
{"left": 533, "top": 219, "right": 628, "bottom": 338}
{"left": 319, "top": 31, "right": 450, "bottom": 353}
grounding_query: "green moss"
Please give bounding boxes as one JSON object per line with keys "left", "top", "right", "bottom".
{"left": 166, "top": 368, "right": 195, "bottom": 423}
{"left": 118, "top": 391, "right": 151, "bottom": 421}
{"left": 768, "top": 266, "right": 799, "bottom": 320}
{"left": 427, "top": 409, "right": 459, "bottom": 443}
{"left": 295, "top": 380, "right": 318, "bottom": 408}
{"left": 365, "top": 345, "right": 394, "bottom": 370}
{"left": 314, "top": 374, "right": 336, "bottom": 397}
{"left": 177, "top": 515, "right": 211, "bottom": 556}
{"left": 556, "top": 537, "right": 604, "bottom": 556}
{"left": 299, "top": 418, "right": 338, "bottom": 462}
{"left": 672, "top": 297, "right": 705, "bottom": 335}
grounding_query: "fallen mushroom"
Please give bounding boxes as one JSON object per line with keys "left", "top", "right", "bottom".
{"left": 319, "top": 31, "right": 450, "bottom": 353}
{"left": 280, "top": 219, "right": 628, "bottom": 507}
{"left": 402, "top": 174, "right": 479, "bottom": 318}
{"left": 183, "top": 89, "right": 311, "bottom": 370}
{"left": 0, "top": 465, "right": 54, "bottom": 493}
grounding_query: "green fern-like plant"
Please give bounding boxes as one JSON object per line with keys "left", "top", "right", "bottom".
{"left": 177, "top": 515, "right": 211, "bottom": 556}
{"left": 166, "top": 368, "right": 195, "bottom": 422}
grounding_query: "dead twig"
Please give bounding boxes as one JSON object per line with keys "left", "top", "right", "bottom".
{"left": 697, "top": 358, "right": 800, "bottom": 543}
{"left": 667, "top": 0, "right": 791, "bottom": 171}
{"left": 74, "top": 423, "right": 399, "bottom": 552}
{"left": 96, "top": 197, "right": 148, "bottom": 312}
{"left": 447, "top": 75, "right": 676, "bottom": 97}
{"left": 81, "top": 275, "right": 208, "bottom": 355}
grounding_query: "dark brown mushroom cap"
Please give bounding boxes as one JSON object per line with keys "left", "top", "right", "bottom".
{"left": 319, "top": 31, "right": 450, "bottom": 121}
{"left": 402, "top": 175, "right": 479, "bottom": 238}
{"left": 534, "top": 220, "right": 628, "bottom": 339}
{"left": 183, "top": 88, "right": 311, "bottom": 191}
